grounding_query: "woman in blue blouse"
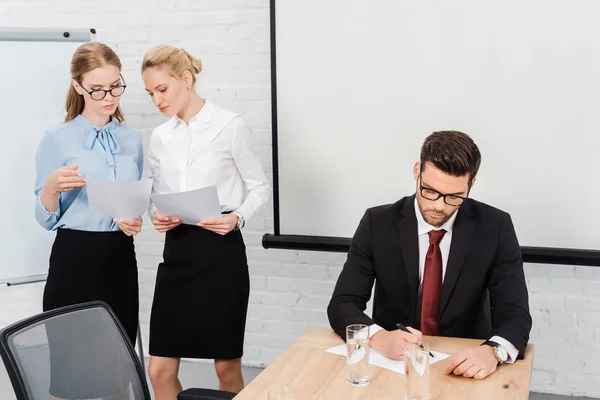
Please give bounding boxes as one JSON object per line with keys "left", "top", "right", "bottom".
{"left": 34, "top": 42, "right": 143, "bottom": 400}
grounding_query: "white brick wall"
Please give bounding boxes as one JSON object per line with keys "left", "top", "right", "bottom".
{"left": 526, "top": 264, "right": 600, "bottom": 397}
{"left": 0, "top": 1, "right": 599, "bottom": 397}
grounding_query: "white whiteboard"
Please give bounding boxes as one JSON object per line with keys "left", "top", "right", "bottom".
{"left": 274, "top": 0, "right": 600, "bottom": 250}
{"left": 0, "top": 28, "right": 95, "bottom": 283}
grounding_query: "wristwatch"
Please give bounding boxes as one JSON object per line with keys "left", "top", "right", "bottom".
{"left": 233, "top": 212, "right": 245, "bottom": 230}
{"left": 482, "top": 340, "right": 508, "bottom": 365}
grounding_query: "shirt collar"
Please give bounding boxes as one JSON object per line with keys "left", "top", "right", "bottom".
{"left": 414, "top": 197, "right": 459, "bottom": 236}
{"left": 75, "top": 114, "right": 117, "bottom": 132}
{"left": 167, "top": 99, "right": 215, "bottom": 129}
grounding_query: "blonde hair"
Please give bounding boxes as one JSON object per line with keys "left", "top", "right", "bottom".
{"left": 65, "top": 42, "right": 125, "bottom": 122}
{"left": 141, "top": 45, "right": 203, "bottom": 84}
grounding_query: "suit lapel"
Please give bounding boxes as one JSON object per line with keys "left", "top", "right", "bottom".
{"left": 440, "top": 201, "right": 476, "bottom": 316}
{"left": 397, "top": 195, "right": 420, "bottom": 314}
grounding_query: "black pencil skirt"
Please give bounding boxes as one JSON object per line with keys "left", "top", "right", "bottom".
{"left": 43, "top": 228, "right": 140, "bottom": 398}
{"left": 149, "top": 224, "right": 250, "bottom": 359}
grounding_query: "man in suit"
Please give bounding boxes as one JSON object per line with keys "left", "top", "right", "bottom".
{"left": 327, "top": 131, "right": 531, "bottom": 379}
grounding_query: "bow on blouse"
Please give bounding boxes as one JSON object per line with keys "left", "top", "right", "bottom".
{"left": 85, "top": 128, "right": 121, "bottom": 167}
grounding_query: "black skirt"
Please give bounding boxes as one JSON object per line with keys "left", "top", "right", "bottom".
{"left": 149, "top": 224, "right": 249, "bottom": 359}
{"left": 43, "top": 228, "right": 139, "bottom": 344}
{"left": 43, "top": 228, "right": 140, "bottom": 398}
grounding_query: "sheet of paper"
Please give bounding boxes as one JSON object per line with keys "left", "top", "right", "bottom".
{"left": 150, "top": 185, "right": 221, "bottom": 225}
{"left": 325, "top": 344, "right": 450, "bottom": 374}
{"left": 86, "top": 178, "right": 153, "bottom": 219}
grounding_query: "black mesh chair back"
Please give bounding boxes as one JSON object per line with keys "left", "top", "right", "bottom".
{"left": 0, "top": 301, "right": 151, "bottom": 400}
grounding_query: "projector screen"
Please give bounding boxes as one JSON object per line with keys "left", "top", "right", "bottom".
{"left": 272, "top": 0, "right": 600, "bottom": 252}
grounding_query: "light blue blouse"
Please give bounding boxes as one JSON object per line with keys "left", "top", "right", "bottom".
{"left": 34, "top": 115, "right": 143, "bottom": 232}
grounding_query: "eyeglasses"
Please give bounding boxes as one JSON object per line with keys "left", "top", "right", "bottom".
{"left": 78, "top": 74, "right": 127, "bottom": 101}
{"left": 419, "top": 172, "right": 469, "bottom": 207}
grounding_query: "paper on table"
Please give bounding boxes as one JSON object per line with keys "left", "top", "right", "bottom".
{"left": 150, "top": 185, "right": 221, "bottom": 225}
{"left": 87, "top": 177, "right": 153, "bottom": 219}
{"left": 325, "top": 344, "right": 450, "bottom": 375}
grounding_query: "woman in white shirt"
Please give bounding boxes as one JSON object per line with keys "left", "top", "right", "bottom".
{"left": 141, "top": 45, "right": 271, "bottom": 398}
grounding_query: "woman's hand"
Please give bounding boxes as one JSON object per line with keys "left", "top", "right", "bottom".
{"left": 152, "top": 212, "right": 182, "bottom": 233}
{"left": 44, "top": 164, "right": 86, "bottom": 194}
{"left": 40, "top": 164, "right": 86, "bottom": 212}
{"left": 115, "top": 217, "right": 143, "bottom": 236}
{"left": 198, "top": 214, "right": 238, "bottom": 235}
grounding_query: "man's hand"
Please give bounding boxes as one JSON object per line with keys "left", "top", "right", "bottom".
{"left": 444, "top": 345, "right": 498, "bottom": 379}
{"left": 370, "top": 327, "right": 422, "bottom": 360}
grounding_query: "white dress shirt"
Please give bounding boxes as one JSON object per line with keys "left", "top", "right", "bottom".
{"left": 147, "top": 100, "right": 271, "bottom": 222}
{"left": 370, "top": 199, "right": 519, "bottom": 363}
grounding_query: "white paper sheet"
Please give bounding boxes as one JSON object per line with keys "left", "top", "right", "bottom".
{"left": 150, "top": 185, "right": 221, "bottom": 225}
{"left": 325, "top": 344, "right": 450, "bottom": 375}
{"left": 86, "top": 178, "right": 153, "bottom": 219}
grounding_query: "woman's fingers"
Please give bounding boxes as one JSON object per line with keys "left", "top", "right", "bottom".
{"left": 56, "top": 174, "right": 86, "bottom": 192}
{"left": 201, "top": 226, "right": 229, "bottom": 235}
{"left": 153, "top": 221, "right": 181, "bottom": 232}
{"left": 58, "top": 181, "right": 86, "bottom": 189}
{"left": 115, "top": 220, "right": 140, "bottom": 236}
{"left": 198, "top": 222, "right": 229, "bottom": 230}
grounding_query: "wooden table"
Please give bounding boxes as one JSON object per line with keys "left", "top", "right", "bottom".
{"left": 234, "top": 328, "right": 534, "bottom": 400}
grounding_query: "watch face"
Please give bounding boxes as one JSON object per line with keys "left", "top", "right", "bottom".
{"left": 496, "top": 346, "right": 508, "bottom": 362}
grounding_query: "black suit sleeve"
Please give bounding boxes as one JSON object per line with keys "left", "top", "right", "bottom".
{"left": 327, "top": 209, "right": 378, "bottom": 339}
{"left": 488, "top": 212, "right": 532, "bottom": 357}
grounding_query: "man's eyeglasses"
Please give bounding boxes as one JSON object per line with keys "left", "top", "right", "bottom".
{"left": 419, "top": 172, "right": 470, "bottom": 207}
{"left": 78, "top": 74, "right": 127, "bottom": 101}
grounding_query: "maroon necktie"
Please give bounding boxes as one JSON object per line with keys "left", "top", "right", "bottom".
{"left": 420, "top": 229, "right": 446, "bottom": 336}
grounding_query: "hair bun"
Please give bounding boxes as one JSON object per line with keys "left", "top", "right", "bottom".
{"left": 181, "top": 49, "right": 202, "bottom": 74}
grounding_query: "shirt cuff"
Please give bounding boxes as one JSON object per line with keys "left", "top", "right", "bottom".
{"left": 490, "top": 335, "right": 519, "bottom": 363}
{"left": 233, "top": 204, "right": 253, "bottom": 224}
{"left": 35, "top": 195, "right": 60, "bottom": 230}
{"left": 36, "top": 194, "right": 59, "bottom": 216}
{"left": 369, "top": 324, "right": 385, "bottom": 338}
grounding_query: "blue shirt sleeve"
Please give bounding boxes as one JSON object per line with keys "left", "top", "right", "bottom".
{"left": 34, "top": 132, "right": 63, "bottom": 230}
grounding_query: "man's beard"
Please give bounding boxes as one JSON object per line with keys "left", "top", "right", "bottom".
{"left": 417, "top": 201, "right": 455, "bottom": 227}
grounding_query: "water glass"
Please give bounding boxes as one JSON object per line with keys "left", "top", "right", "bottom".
{"left": 346, "top": 324, "right": 370, "bottom": 386}
{"left": 404, "top": 341, "right": 430, "bottom": 400}
{"left": 268, "top": 386, "right": 296, "bottom": 400}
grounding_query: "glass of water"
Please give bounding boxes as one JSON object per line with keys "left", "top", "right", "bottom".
{"left": 404, "top": 341, "right": 430, "bottom": 400}
{"left": 268, "top": 386, "right": 296, "bottom": 400}
{"left": 346, "top": 324, "right": 370, "bottom": 386}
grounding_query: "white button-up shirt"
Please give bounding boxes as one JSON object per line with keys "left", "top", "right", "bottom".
{"left": 415, "top": 198, "right": 457, "bottom": 284}
{"left": 147, "top": 100, "right": 271, "bottom": 221}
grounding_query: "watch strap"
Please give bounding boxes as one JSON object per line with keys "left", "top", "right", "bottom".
{"left": 481, "top": 340, "right": 503, "bottom": 365}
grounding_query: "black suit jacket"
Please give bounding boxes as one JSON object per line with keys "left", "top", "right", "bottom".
{"left": 327, "top": 195, "right": 532, "bottom": 356}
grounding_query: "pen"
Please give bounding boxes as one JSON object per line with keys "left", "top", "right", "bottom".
{"left": 395, "top": 323, "right": 434, "bottom": 358}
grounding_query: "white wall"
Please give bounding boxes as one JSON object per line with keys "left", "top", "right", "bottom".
{"left": 0, "top": 0, "right": 598, "bottom": 397}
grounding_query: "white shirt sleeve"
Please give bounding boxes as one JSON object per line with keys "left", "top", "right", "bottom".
{"left": 147, "top": 134, "right": 160, "bottom": 219}
{"left": 490, "top": 335, "right": 519, "bottom": 363}
{"left": 231, "top": 119, "right": 271, "bottom": 221}
{"left": 369, "top": 324, "right": 385, "bottom": 338}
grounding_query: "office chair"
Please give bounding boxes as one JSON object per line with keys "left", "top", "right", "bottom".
{"left": 178, "top": 388, "right": 236, "bottom": 399}
{"left": 0, "top": 301, "right": 151, "bottom": 399}
{"left": 0, "top": 301, "right": 238, "bottom": 400}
